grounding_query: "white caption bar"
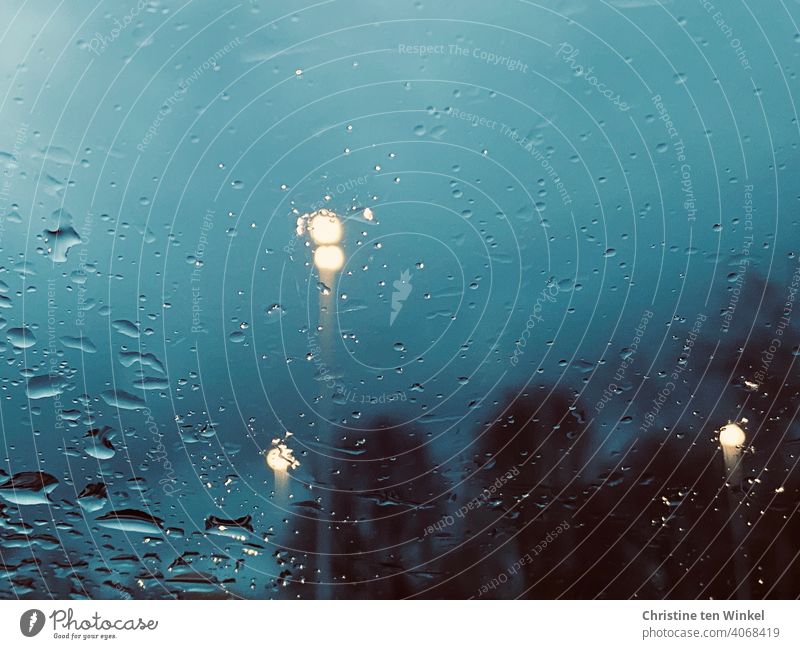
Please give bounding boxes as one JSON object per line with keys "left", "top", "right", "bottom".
{"left": 0, "top": 600, "right": 797, "bottom": 648}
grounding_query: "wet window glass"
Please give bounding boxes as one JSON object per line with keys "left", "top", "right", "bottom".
{"left": 0, "top": 0, "right": 798, "bottom": 603}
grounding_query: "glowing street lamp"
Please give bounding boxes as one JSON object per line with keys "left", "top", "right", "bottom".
{"left": 298, "top": 207, "right": 345, "bottom": 597}
{"left": 265, "top": 442, "right": 299, "bottom": 499}
{"left": 298, "top": 208, "right": 346, "bottom": 277}
{"left": 719, "top": 423, "right": 746, "bottom": 449}
{"left": 718, "top": 420, "right": 751, "bottom": 598}
{"left": 313, "top": 245, "right": 345, "bottom": 272}
{"left": 308, "top": 209, "right": 343, "bottom": 245}
{"left": 719, "top": 421, "right": 747, "bottom": 484}
{"left": 266, "top": 445, "right": 298, "bottom": 473}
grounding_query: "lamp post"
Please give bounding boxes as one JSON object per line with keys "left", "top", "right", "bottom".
{"left": 307, "top": 209, "right": 344, "bottom": 376}
{"left": 301, "top": 208, "right": 346, "bottom": 598}
{"left": 265, "top": 441, "right": 299, "bottom": 497}
{"left": 718, "top": 421, "right": 750, "bottom": 598}
{"left": 719, "top": 422, "right": 746, "bottom": 482}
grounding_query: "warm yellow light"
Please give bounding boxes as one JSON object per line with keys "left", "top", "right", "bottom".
{"left": 309, "top": 210, "right": 342, "bottom": 244}
{"left": 719, "top": 423, "right": 746, "bottom": 449}
{"left": 266, "top": 448, "right": 290, "bottom": 472}
{"left": 266, "top": 444, "right": 299, "bottom": 472}
{"left": 314, "top": 245, "right": 345, "bottom": 272}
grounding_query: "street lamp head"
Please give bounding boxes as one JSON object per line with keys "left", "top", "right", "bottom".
{"left": 314, "top": 245, "right": 345, "bottom": 272}
{"left": 266, "top": 443, "right": 300, "bottom": 473}
{"left": 309, "top": 209, "right": 343, "bottom": 245}
{"left": 719, "top": 423, "right": 746, "bottom": 449}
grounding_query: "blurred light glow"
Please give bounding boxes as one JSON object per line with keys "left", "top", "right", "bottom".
{"left": 314, "top": 245, "right": 345, "bottom": 272}
{"left": 719, "top": 423, "right": 746, "bottom": 448}
{"left": 266, "top": 444, "right": 299, "bottom": 473}
{"left": 309, "top": 209, "right": 342, "bottom": 244}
